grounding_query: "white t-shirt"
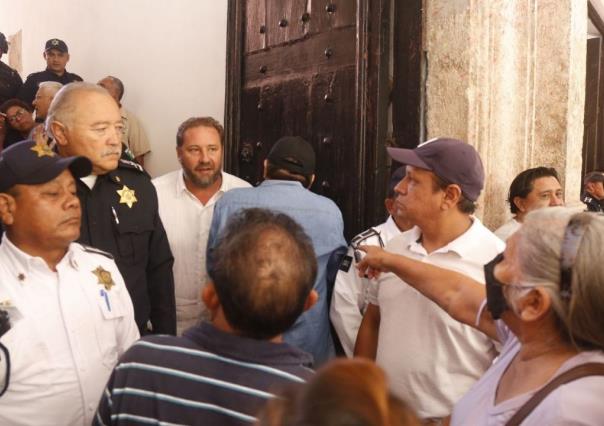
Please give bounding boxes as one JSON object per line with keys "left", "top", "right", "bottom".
{"left": 330, "top": 216, "right": 403, "bottom": 357}
{"left": 153, "top": 170, "right": 251, "bottom": 335}
{"left": 452, "top": 320, "right": 604, "bottom": 425}
{"left": 375, "top": 218, "right": 505, "bottom": 419}
{"left": 493, "top": 218, "right": 521, "bottom": 242}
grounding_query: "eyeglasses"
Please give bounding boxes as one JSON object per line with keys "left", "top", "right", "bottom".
{"left": 6, "top": 109, "right": 27, "bottom": 124}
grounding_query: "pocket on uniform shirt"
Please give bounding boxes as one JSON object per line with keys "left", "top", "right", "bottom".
{"left": 94, "top": 290, "right": 126, "bottom": 369}
{"left": 114, "top": 220, "right": 153, "bottom": 264}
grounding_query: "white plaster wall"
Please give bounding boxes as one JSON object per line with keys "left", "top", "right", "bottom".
{"left": 0, "top": 0, "right": 228, "bottom": 177}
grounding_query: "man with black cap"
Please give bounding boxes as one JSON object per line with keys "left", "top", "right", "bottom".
{"left": 355, "top": 137, "right": 504, "bottom": 422}
{"left": 0, "top": 32, "right": 22, "bottom": 105}
{"left": 0, "top": 140, "right": 139, "bottom": 425}
{"left": 330, "top": 166, "right": 413, "bottom": 357}
{"left": 208, "top": 136, "right": 346, "bottom": 365}
{"left": 582, "top": 171, "right": 604, "bottom": 212}
{"left": 18, "top": 38, "right": 82, "bottom": 106}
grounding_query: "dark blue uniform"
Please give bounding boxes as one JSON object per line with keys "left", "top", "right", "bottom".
{"left": 0, "top": 61, "right": 22, "bottom": 105}
{"left": 18, "top": 68, "right": 82, "bottom": 106}
{"left": 76, "top": 158, "right": 176, "bottom": 335}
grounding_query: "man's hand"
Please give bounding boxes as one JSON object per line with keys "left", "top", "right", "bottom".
{"left": 356, "top": 245, "right": 393, "bottom": 279}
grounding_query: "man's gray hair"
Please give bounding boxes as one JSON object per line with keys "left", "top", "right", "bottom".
{"left": 37, "top": 81, "right": 63, "bottom": 96}
{"left": 519, "top": 207, "right": 604, "bottom": 351}
{"left": 45, "top": 82, "right": 111, "bottom": 138}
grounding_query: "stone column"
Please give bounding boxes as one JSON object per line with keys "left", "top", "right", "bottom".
{"left": 423, "top": 0, "right": 586, "bottom": 228}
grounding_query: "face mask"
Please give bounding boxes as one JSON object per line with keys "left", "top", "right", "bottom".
{"left": 483, "top": 253, "right": 508, "bottom": 319}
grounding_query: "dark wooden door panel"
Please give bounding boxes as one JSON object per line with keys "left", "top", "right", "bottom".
{"left": 266, "top": 0, "right": 308, "bottom": 47}
{"left": 245, "top": 0, "right": 266, "bottom": 53}
{"left": 308, "top": 0, "right": 356, "bottom": 33}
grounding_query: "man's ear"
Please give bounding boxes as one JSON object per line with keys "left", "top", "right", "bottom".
{"left": 307, "top": 174, "right": 316, "bottom": 189}
{"left": 201, "top": 282, "right": 220, "bottom": 312}
{"left": 513, "top": 196, "right": 528, "bottom": 213}
{"left": 262, "top": 159, "right": 268, "bottom": 179}
{"left": 176, "top": 146, "right": 183, "bottom": 164}
{"left": 0, "top": 193, "right": 16, "bottom": 226}
{"left": 65, "top": 53, "right": 70, "bottom": 63}
{"left": 303, "top": 289, "right": 319, "bottom": 312}
{"left": 50, "top": 121, "right": 68, "bottom": 148}
{"left": 442, "top": 184, "right": 462, "bottom": 210}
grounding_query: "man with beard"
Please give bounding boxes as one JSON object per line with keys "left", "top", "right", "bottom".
{"left": 153, "top": 117, "right": 250, "bottom": 334}
{"left": 47, "top": 82, "right": 176, "bottom": 336}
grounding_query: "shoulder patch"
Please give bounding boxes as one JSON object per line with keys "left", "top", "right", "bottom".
{"left": 339, "top": 255, "right": 353, "bottom": 272}
{"left": 119, "top": 158, "right": 145, "bottom": 173}
{"left": 80, "top": 244, "right": 114, "bottom": 260}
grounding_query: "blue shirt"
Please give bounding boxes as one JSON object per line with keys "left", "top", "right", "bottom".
{"left": 208, "top": 180, "right": 347, "bottom": 365}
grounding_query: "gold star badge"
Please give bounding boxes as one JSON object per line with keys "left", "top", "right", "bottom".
{"left": 92, "top": 266, "right": 115, "bottom": 291}
{"left": 117, "top": 185, "right": 137, "bottom": 208}
{"left": 30, "top": 143, "right": 56, "bottom": 158}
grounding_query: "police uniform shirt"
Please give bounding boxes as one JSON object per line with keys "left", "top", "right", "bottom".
{"left": 0, "top": 236, "right": 139, "bottom": 426}
{"left": 76, "top": 159, "right": 176, "bottom": 335}
{"left": 0, "top": 61, "right": 23, "bottom": 105}
{"left": 17, "top": 68, "right": 83, "bottom": 106}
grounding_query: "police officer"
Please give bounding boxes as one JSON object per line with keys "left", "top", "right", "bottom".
{"left": 582, "top": 171, "right": 604, "bottom": 212}
{"left": 0, "top": 32, "right": 22, "bottom": 105}
{"left": 0, "top": 140, "right": 139, "bottom": 425}
{"left": 47, "top": 82, "right": 177, "bottom": 335}
{"left": 17, "top": 38, "right": 82, "bottom": 106}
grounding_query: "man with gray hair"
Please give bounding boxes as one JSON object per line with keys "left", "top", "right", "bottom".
{"left": 33, "top": 81, "right": 62, "bottom": 123}
{"left": 98, "top": 75, "right": 151, "bottom": 167}
{"left": 46, "top": 82, "right": 176, "bottom": 336}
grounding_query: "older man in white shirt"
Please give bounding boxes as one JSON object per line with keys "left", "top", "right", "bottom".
{"left": 153, "top": 117, "right": 250, "bottom": 335}
{"left": 0, "top": 140, "right": 139, "bottom": 426}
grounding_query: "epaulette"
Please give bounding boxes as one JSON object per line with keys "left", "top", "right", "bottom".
{"left": 119, "top": 158, "right": 146, "bottom": 174}
{"left": 80, "top": 244, "right": 114, "bottom": 260}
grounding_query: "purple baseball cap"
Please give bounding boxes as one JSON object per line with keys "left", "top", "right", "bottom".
{"left": 387, "top": 137, "right": 485, "bottom": 201}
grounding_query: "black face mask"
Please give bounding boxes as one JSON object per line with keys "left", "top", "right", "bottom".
{"left": 483, "top": 253, "right": 508, "bottom": 320}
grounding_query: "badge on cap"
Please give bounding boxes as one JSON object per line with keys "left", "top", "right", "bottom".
{"left": 92, "top": 266, "right": 115, "bottom": 291}
{"left": 51, "top": 39, "right": 59, "bottom": 46}
{"left": 117, "top": 185, "right": 137, "bottom": 208}
{"left": 30, "top": 143, "right": 55, "bottom": 158}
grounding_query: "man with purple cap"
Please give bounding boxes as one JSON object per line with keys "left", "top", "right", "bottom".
{"left": 18, "top": 38, "right": 82, "bottom": 106}
{"left": 330, "top": 167, "right": 413, "bottom": 357}
{"left": 208, "top": 136, "right": 346, "bottom": 366}
{"left": 0, "top": 140, "right": 139, "bottom": 425}
{"left": 355, "top": 137, "right": 504, "bottom": 422}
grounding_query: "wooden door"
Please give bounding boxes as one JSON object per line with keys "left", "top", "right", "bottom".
{"left": 225, "top": 0, "right": 391, "bottom": 239}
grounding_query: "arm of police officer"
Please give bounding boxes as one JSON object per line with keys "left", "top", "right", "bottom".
{"left": 356, "top": 245, "right": 498, "bottom": 341}
{"left": 147, "top": 211, "right": 177, "bottom": 335}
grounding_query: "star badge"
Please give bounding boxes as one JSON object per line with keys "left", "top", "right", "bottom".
{"left": 30, "top": 143, "right": 56, "bottom": 158}
{"left": 117, "top": 185, "right": 137, "bottom": 208}
{"left": 92, "top": 266, "right": 115, "bottom": 291}
{"left": 51, "top": 39, "right": 59, "bottom": 46}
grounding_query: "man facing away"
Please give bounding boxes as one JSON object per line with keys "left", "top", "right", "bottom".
{"left": 95, "top": 208, "right": 317, "bottom": 426}
{"left": 47, "top": 82, "right": 176, "bottom": 335}
{"left": 97, "top": 76, "right": 151, "bottom": 167}
{"left": 18, "top": 38, "right": 82, "bottom": 106}
{"left": 355, "top": 137, "right": 505, "bottom": 422}
{"left": 153, "top": 117, "right": 250, "bottom": 334}
{"left": 208, "top": 136, "right": 346, "bottom": 365}
{"left": 330, "top": 166, "right": 413, "bottom": 357}
{"left": 0, "top": 32, "right": 22, "bottom": 105}
{"left": 493, "top": 166, "right": 563, "bottom": 241}
{"left": 0, "top": 140, "right": 138, "bottom": 426}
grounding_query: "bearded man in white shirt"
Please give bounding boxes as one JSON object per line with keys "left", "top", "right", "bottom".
{"left": 153, "top": 117, "right": 250, "bottom": 335}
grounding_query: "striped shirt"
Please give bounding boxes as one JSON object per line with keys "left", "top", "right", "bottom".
{"left": 94, "top": 322, "right": 314, "bottom": 425}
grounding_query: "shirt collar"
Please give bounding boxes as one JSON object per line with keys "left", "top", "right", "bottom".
{"left": 406, "top": 217, "right": 483, "bottom": 259}
{"left": 260, "top": 179, "right": 304, "bottom": 188}
{"left": 0, "top": 234, "right": 78, "bottom": 281}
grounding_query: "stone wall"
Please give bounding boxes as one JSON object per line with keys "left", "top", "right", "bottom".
{"left": 423, "top": 0, "right": 587, "bottom": 229}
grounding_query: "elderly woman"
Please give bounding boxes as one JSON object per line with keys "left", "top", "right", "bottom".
{"left": 0, "top": 98, "right": 35, "bottom": 148}
{"left": 357, "top": 207, "right": 604, "bottom": 425}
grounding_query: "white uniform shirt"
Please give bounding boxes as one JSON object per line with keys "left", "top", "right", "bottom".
{"left": 0, "top": 236, "right": 139, "bottom": 426}
{"left": 153, "top": 170, "right": 251, "bottom": 335}
{"left": 493, "top": 218, "right": 521, "bottom": 241}
{"left": 375, "top": 218, "right": 505, "bottom": 420}
{"left": 330, "top": 216, "right": 402, "bottom": 357}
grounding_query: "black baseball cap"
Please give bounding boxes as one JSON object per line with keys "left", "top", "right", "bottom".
{"left": 0, "top": 140, "right": 91, "bottom": 192}
{"left": 387, "top": 137, "right": 485, "bottom": 201}
{"left": 267, "top": 136, "right": 316, "bottom": 175}
{"left": 45, "top": 38, "right": 68, "bottom": 53}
